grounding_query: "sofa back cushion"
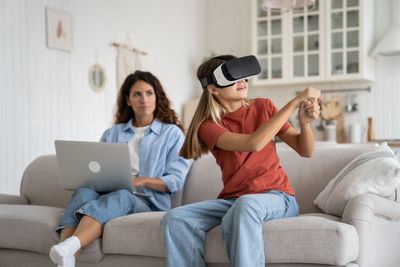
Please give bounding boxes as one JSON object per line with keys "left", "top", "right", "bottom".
{"left": 182, "top": 145, "right": 376, "bottom": 214}
{"left": 278, "top": 146, "right": 375, "bottom": 213}
{"left": 21, "top": 145, "right": 378, "bottom": 213}
{"left": 21, "top": 155, "right": 73, "bottom": 208}
{"left": 181, "top": 153, "right": 223, "bottom": 205}
{"left": 20, "top": 155, "right": 188, "bottom": 209}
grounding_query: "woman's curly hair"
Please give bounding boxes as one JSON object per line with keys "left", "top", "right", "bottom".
{"left": 114, "top": 70, "right": 183, "bottom": 132}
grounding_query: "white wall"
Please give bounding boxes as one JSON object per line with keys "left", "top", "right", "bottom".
{"left": 204, "top": 0, "right": 400, "bottom": 141}
{"left": 0, "top": 0, "right": 206, "bottom": 194}
{"left": 370, "top": 0, "right": 400, "bottom": 139}
{"left": 205, "top": 0, "right": 252, "bottom": 58}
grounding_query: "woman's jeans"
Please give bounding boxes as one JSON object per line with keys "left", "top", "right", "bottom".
{"left": 57, "top": 188, "right": 151, "bottom": 232}
{"left": 162, "top": 190, "right": 299, "bottom": 267}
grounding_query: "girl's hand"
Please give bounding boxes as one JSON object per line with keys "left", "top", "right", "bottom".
{"left": 296, "top": 87, "right": 322, "bottom": 107}
{"left": 133, "top": 177, "right": 148, "bottom": 187}
{"left": 298, "top": 97, "right": 320, "bottom": 125}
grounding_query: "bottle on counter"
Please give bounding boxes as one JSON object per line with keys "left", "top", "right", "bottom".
{"left": 367, "top": 117, "right": 374, "bottom": 141}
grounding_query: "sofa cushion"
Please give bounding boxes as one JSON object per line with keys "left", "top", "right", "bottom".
{"left": 182, "top": 153, "right": 223, "bottom": 205}
{"left": 204, "top": 214, "right": 358, "bottom": 265}
{"left": 0, "top": 194, "right": 28, "bottom": 204}
{"left": 21, "top": 155, "right": 73, "bottom": 208}
{"left": 102, "top": 211, "right": 166, "bottom": 257}
{"left": 314, "top": 143, "right": 400, "bottom": 217}
{"left": 103, "top": 211, "right": 358, "bottom": 265}
{"left": 0, "top": 205, "right": 63, "bottom": 254}
{"left": 182, "top": 146, "right": 377, "bottom": 215}
{"left": 278, "top": 145, "right": 376, "bottom": 214}
{"left": 0, "top": 204, "right": 104, "bottom": 263}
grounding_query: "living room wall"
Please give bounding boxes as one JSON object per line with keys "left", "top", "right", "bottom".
{"left": 0, "top": 0, "right": 206, "bottom": 194}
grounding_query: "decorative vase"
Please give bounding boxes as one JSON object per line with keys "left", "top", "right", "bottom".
{"left": 323, "top": 120, "right": 337, "bottom": 142}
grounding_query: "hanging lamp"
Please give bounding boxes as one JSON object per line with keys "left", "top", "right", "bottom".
{"left": 261, "top": 0, "right": 316, "bottom": 12}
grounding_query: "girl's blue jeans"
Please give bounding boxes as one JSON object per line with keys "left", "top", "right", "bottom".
{"left": 161, "top": 190, "right": 299, "bottom": 267}
{"left": 56, "top": 187, "right": 151, "bottom": 232}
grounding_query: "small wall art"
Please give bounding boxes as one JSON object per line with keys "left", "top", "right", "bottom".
{"left": 45, "top": 7, "right": 72, "bottom": 52}
{"left": 89, "top": 64, "right": 106, "bottom": 92}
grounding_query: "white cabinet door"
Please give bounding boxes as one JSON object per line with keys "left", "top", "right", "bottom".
{"left": 289, "top": 0, "right": 323, "bottom": 82}
{"left": 254, "top": 0, "right": 284, "bottom": 82}
{"left": 252, "top": 0, "right": 374, "bottom": 85}
{"left": 326, "top": 0, "right": 374, "bottom": 81}
{"left": 328, "top": 0, "right": 360, "bottom": 77}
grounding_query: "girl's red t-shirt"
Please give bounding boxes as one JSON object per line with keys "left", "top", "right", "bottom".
{"left": 198, "top": 98, "right": 295, "bottom": 199}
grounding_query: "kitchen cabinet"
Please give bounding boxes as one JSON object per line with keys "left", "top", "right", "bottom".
{"left": 252, "top": 0, "right": 375, "bottom": 86}
{"left": 254, "top": 7, "right": 284, "bottom": 80}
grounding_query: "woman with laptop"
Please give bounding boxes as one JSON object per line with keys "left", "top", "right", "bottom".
{"left": 50, "top": 70, "right": 190, "bottom": 267}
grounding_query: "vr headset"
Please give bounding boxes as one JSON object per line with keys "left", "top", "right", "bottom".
{"left": 200, "top": 55, "right": 261, "bottom": 88}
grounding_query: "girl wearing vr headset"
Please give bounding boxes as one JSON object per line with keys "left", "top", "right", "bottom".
{"left": 162, "top": 55, "right": 322, "bottom": 266}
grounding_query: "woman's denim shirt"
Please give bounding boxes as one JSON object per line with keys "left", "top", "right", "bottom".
{"left": 100, "top": 119, "right": 190, "bottom": 211}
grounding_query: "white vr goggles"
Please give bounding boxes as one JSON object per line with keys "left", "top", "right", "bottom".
{"left": 200, "top": 55, "right": 261, "bottom": 88}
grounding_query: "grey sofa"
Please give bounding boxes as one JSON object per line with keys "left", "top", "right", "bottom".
{"left": 1, "top": 144, "right": 400, "bottom": 267}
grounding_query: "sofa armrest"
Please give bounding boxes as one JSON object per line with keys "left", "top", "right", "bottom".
{"left": 342, "top": 193, "right": 400, "bottom": 267}
{"left": 0, "top": 194, "right": 29, "bottom": 205}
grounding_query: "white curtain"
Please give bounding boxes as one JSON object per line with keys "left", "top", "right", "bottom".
{"left": 116, "top": 46, "right": 142, "bottom": 89}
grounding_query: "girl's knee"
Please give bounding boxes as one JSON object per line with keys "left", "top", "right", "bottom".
{"left": 162, "top": 209, "right": 177, "bottom": 223}
{"left": 162, "top": 208, "right": 186, "bottom": 227}
{"left": 234, "top": 195, "right": 261, "bottom": 211}
{"left": 161, "top": 211, "right": 175, "bottom": 231}
{"left": 227, "top": 196, "right": 264, "bottom": 223}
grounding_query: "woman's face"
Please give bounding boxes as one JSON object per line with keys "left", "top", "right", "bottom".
{"left": 212, "top": 79, "right": 248, "bottom": 101}
{"left": 126, "top": 80, "right": 156, "bottom": 120}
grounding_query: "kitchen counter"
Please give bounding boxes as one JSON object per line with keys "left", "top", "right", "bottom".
{"left": 371, "top": 139, "right": 400, "bottom": 147}
{"left": 369, "top": 139, "right": 400, "bottom": 160}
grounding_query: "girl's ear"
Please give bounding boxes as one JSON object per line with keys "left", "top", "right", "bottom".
{"left": 207, "top": 85, "right": 219, "bottom": 96}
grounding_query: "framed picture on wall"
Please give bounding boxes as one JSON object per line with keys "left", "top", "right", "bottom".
{"left": 45, "top": 7, "right": 72, "bottom": 52}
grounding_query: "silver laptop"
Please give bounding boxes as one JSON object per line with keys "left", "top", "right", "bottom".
{"left": 55, "top": 140, "right": 150, "bottom": 197}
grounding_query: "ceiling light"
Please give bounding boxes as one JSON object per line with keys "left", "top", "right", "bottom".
{"left": 261, "top": 0, "right": 316, "bottom": 12}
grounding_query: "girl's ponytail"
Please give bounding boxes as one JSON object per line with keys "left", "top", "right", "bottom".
{"left": 179, "top": 90, "right": 211, "bottom": 159}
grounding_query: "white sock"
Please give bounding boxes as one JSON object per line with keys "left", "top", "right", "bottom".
{"left": 56, "top": 257, "right": 75, "bottom": 267}
{"left": 57, "top": 256, "right": 75, "bottom": 267}
{"left": 63, "top": 256, "right": 75, "bottom": 267}
{"left": 50, "top": 236, "right": 81, "bottom": 266}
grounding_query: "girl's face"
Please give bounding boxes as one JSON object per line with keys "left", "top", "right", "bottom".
{"left": 211, "top": 79, "right": 248, "bottom": 102}
{"left": 126, "top": 80, "right": 156, "bottom": 120}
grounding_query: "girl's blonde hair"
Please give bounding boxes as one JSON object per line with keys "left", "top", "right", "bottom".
{"left": 180, "top": 55, "right": 251, "bottom": 159}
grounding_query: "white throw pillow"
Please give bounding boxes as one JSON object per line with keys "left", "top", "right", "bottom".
{"left": 314, "top": 143, "right": 400, "bottom": 217}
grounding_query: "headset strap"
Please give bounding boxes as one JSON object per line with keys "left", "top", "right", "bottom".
{"left": 200, "top": 75, "right": 214, "bottom": 88}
